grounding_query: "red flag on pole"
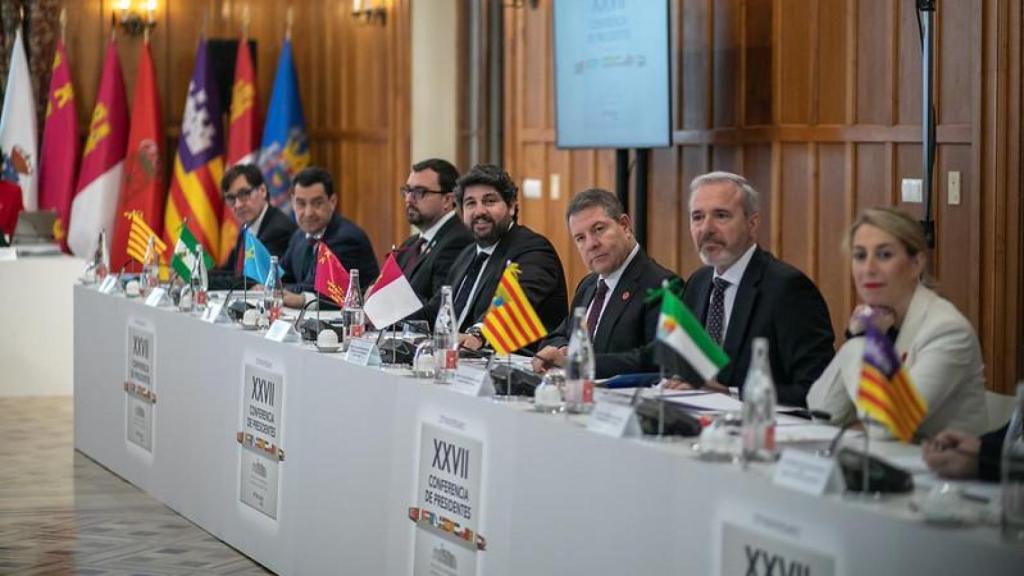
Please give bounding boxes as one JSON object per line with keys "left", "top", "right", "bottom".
{"left": 314, "top": 242, "right": 350, "bottom": 307}
{"left": 68, "top": 40, "right": 128, "bottom": 259}
{"left": 110, "top": 40, "right": 165, "bottom": 273}
{"left": 220, "top": 38, "right": 262, "bottom": 265}
{"left": 38, "top": 39, "right": 79, "bottom": 249}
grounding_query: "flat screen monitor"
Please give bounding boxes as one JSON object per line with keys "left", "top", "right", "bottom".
{"left": 553, "top": 0, "right": 672, "bottom": 149}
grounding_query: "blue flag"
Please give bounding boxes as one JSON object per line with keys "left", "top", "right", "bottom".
{"left": 243, "top": 228, "right": 282, "bottom": 284}
{"left": 258, "top": 39, "right": 309, "bottom": 214}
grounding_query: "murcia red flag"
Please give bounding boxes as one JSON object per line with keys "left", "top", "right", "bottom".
{"left": 38, "top": 39, "right": 79, "bottom": 248}
{"left": 314, "top": 242, "right": 350, "bottom": 307}
{"left": 220, "top": 38, "right": 262, "bottom": 265}
{"left": 110, "top": 40, "right": 165, "bottom": 272}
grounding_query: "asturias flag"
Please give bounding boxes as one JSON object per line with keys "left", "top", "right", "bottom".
{"left": 111, "top": 39, "right": 165, "bottom": 272}
{"left": 220, "top": 38, "right": 262, "bottom": 265}
{"left": 243, "top": 228, "right": 279, "bottom": 284}
{"left": 38, "top": 38, "right": 79, "bottom": 247}
{"left": 855, "top": 323, "right": 927, "bottom": 443}
{"left": 68, "top": 40, "right": 128, "bottom": 259}
{"left": 0, "top": 29, "right": 39, "bottom": 212}
{"left": 164, "top": 39, "right": 225, "bottom": 264}
{"left": 480, "top": 263, "right": 548, "bottom": 356}
{"left": 364, "top": 252, "right": 422, "bottom": 328}
{"left": 258, "top": 38, "right": 309, "bottom": 213}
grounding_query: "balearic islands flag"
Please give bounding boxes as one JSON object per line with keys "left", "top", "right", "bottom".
{"left": 0, "top": 29, "right": 39, "bottom": 211}
{"left": 364, "top": 253, "right": 422, "bottom": 328}
{"left": 164, "top": 39, "right": 226, "bottom": 262}
{"left": 480, "top": 263, "right": 547, "bottom": 356}
{"left": 314, "top": 242, "right": 350, "bottom": 307}
{"left": 38, "top": 38, "right": 79, "bottom": 246}
{"left": 220, "top": 38, "right": 262, "bottom": 265}
{"left": 655, "top": 289, "right": 729, "bottom": 382}
{"left": 258, "top": 37, "right": 309, "bottom": 213}
{"left": 111, "top": 39, "right": 165, "bottom": 272}
{"left": 855, "top": 323, "right": 927, "bottom": 443}
{"left": 68, "top": 40, "right": 128, "bottom": 258}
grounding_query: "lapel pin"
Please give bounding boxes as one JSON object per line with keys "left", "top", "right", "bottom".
{"left": 621, "top": 291, "right": 630, "bottom": 301}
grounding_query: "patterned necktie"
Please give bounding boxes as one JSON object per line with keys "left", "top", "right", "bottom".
{"left": 402, "top": 236, "right": 428, "bottom": 273}
{"left": 453, "top": 251, "right": 490, "bottom": 322}
{"left": 706, "top": 277, "right": 730, "bottom": 345}
{"left": 585, "top": 279, "right": 609, "bottom": 339}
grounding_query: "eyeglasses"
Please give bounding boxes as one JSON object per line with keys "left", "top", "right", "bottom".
{"left": 224, "top": 187, "right": 254, "bottom": 204}
{"left": 399, "top": 185, "right": 446, "bottom": 201}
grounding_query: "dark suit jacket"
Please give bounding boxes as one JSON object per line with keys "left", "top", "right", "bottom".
{"left": 397, "top": 214, "right": 473, "bottom": 303}
{"left": 209, "top": 205, "right": 296, "bottom": 290}
{"left": 280, "top": 212, "right": 379, "bottom": 295}
{"left": 422, "top": 223, "right": 568, "bottom": 346}
{"left": 542, "top": 249, "right": 679, "bottom": 378}
{"left": 676, "top": 246, "right": 834, "bottom": 407}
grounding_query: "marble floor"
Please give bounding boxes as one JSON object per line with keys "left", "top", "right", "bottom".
{"left": 0, "top": 396, "right": 273, "bottom": 575}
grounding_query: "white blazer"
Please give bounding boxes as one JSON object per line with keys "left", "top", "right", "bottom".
{"left": 807, "top": 284, "right": 988, "bottom": 440}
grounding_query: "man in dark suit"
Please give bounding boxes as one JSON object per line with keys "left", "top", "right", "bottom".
{"left": 279, "top": 167, "right": 379, "bottom": 308}
{"left": 668, "top": 171, "right": 834, "bottom": 406}
{"left": 531, "top": 188, "right": 679, "bottom": 377}
{"left": 421, "top": 164, "right": 567, "bottom": 352}
{"left": 209, "top": 163, "right": 296, "bottom": 290}
{"left": 396, "top": 158, "right": 472, "bottom": 303}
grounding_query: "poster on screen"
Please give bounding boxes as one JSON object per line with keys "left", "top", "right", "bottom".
{"left": 409, "top": 421, "right": 486, "bottom": 576}
{"left": 238, "top": 356, "right": 286, "bottom": 520}
{"left": 124, "top": 316, "right": 156, "bottom": 454}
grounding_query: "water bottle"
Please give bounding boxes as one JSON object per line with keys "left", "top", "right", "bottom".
{"left": 193, "top": 247, "right": 209, "bottom": 310}
{"left": 433, "top": 285, "right": 459, "bottom": 383}
{"left": 263, "top": 256, "right": 284, "bottom": 324}
{"left": 564, "top": 307, "right": 595, "bottom": 414}
{"left": 139, "top": 235, "right": 160, "bottom": 296}
{"left": 741, "top": 338, "right": 777, "bottom": 462}
{"left": 342, "top": 269, "right": 365, "bottom": 343}
{"left": 1002, "top": 382, "right": 1024, "bottom": 540}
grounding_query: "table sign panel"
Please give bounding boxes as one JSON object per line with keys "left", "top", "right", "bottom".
{"left": 587, "top": 400, "right": 642, "bottom": 438}
{"left": 345, "top": 339, "right": 382, "bottom": 367}
{"left": 450, "top": 365, "right": 494, "bottom": 397}
{"left": 144, "top": 287, "right": 167, "bottom": 307}
{"left": 238, "top": 355, "right": 286, "bottom": 520}
{"left": 124, "top": 317, "right": 156, "bottom": 453}
{"left": 720, "top": 520, "right": 835, "bottom": 576}
{"left": 411, "top": 421, "right": 485, "bottom": 576}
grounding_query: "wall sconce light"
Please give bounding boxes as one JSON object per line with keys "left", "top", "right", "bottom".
{"left": 351, "top": 0, "right": 386, "bottom": 25}
{"left": 113, "top": 0, "right": 158, "bottom": 37}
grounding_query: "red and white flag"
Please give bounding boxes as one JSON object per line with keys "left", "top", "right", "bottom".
{"left": 364, "top": 253, "right": 422, "bottom": 328}
{"left": 68, "top": 40, "right": 128, "bottom": 258}
{"left": 0, "top": 29, "right": 39, "bottom": 211}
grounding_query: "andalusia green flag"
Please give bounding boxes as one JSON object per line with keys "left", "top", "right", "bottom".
{"left": 171, "top": 224, "right": 214, "bottom": 282}
{"left": 655, "top": 289, "right": 729, "bottom": 381}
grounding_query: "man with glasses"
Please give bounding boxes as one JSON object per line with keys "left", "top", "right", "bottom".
{"left": 210, "top": 163, "right": 296, "bottom": 289}
{"left": 396, "top": 159, "right": 472, "bottom": 302}
{"left": 279, "top": 166, "right": 379, "bottom": 309}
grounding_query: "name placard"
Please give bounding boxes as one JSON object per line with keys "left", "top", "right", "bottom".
{"left": 772, "top": 448, "right": 841, "bottom": 496}
{"left": 144, "top": 287, "right": 167, "bottom": 307}
{"left": 345, "top": 339, "right": 382, "bottom": 367}
{"left": 265, "top": 320, "right": 295, "bottom": 342}
{"left": 587, "top": 401, "right": 642, "bottom": 438}
{"left": 0, "top": 247, "right": 16, "bottom": 261}
{"left": 98, "top": 274, "right": 119, "bottom": 294}
{"left": 450, "top": 365, "right": 494, "bottom": 397}
{"left": 720, "top": 520, "right": 835, "bottom": 576}
{"left": 201, "top": 300, "right": 226, "bottom": 324}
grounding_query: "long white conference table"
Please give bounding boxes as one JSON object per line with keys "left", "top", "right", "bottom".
{"left": 74, "top": 285, "right": 1023, "bottom": 575}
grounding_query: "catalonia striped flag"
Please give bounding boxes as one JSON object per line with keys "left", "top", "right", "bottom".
{"left": 163, "top": 39, "right": 225, "bottom": 263}
{"left": 855, "top": 324, "right": 927, "bottom": 443}
{"left": 125, "top": 210, "right": 167, "bottom": 265}
{"left": 480, "top": 263, "right": 547, "bottom": 356}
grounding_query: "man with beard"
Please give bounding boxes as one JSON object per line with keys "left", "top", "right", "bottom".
{"left": 531, "top": 188, "right": 679, "bottom": 377}
{"left": 209, "top": 163, "right": 296, "bottom": 290}
{"left": 422, "top": 164, "right": 567, "bottom": 352}
{"left": 667, "top": 171, "right": 834, "bottom": 407}
{"left": 278, "top": 166, "right": 379, "bottom": 309}
{"left": 396, "top": 159, "right": 472, "bottom": 302}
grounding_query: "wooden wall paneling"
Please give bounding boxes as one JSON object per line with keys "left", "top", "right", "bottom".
{"left": 896, "top": 0, "right": 921, "bottom": 126}
{"left": 817, "top": 143, "right": 850, "bottom": 340}
{"left": 743, "top": 0, "right": 771, "bottom": 126}
{"left": 779, "top": 0, "right": 812, "bottom": 125}
{"left": 816, "top": 0, "right": 847, "bottom": 125}
{"left": 712, "top": 0, "right": 738, "bottom": 128}
{"left": 855, "top": 0, "right": 891, "bottom": 125}
{"left": 743, "top": 143, "right": 773, "bottom": 251}
{"left": 681, "top": 0, "right": 710, "bottom": 130}
{"left": 935, "top": 144, "right": 977, "bottom": 326}
{"left": 546, "top": 147, "right": 572, "bottom": 283}
{"left": 779, "top": 142, "right": 812, "bottom": 275}
{"left": 679, "top": 145, "right": 705, "bottom": 276}
{"left": 854, "top": 143, "right": 888, "bottom": 212}
{"left": 647, "top": 147, "right": 682, "bottom": 274}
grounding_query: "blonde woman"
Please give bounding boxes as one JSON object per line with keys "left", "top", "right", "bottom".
{"left": 807, "top": 207, "right": 987, "bottom": 440}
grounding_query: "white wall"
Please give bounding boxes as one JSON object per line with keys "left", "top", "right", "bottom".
{"left": 411, "top": 0, "right": 458, "bottom": 165}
